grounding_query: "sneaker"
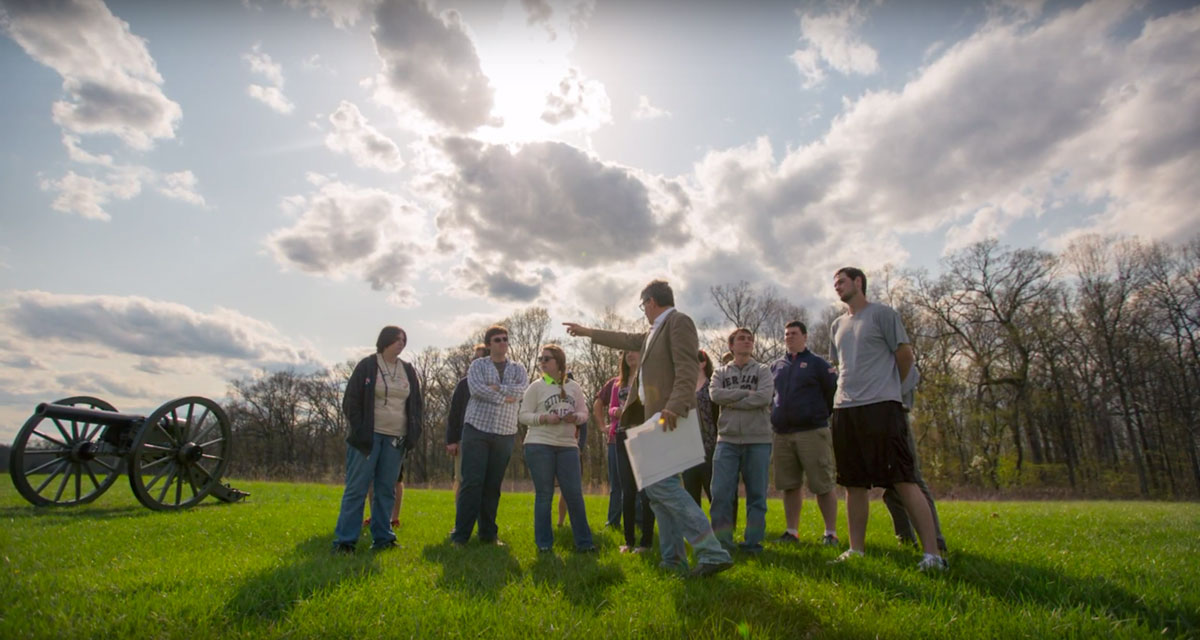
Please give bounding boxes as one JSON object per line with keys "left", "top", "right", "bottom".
{"left": 619, "top": 545, "right": 632, "bottom": 553}
{"left": 480, "top": 538, "right": 507, "bottom": 547}
{"left": 737, "top": 542, "right": 764, "bottom": 554}
{"left": 537, "top": 546, "right": 553, "bottom": 554}
{"left": 776, "top": 532, "right": 800, "bottom": 544}
{"left": 576, "top": 545, "right": 598, "bottom": 554}
{"left": 447, "top": 535, "right": 467, "bottom": 548}
{"left": 371, "top": 540, "right": 399, "bottom": 551}
{"left": 917, "top": 555, "right": 949, "bottom": 572}
{"left": 331, "top": 543, "right": 355, "bottom": 555}
{"left": 688, "top": 560, "right": 734, "bottom": 578}
{"left": 828, "top": 549, "right": 864, "bottom": 564}
{"left": 820, "top": 534, "right": 840, "bottom": 547}
{"left": 632, "top": 546, "right": 651, "bottom": 554}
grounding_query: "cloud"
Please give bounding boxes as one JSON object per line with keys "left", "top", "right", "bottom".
{"left": 56, "top": 371, "right": 154, "bottom": 399}
{"left": 265, "top": 178, "right": 426, "bottom": 306}
{"left": 540, "top": 67, "right": 611, "bottom": 128}
{"left": 632, "top": 95, "right": 671, "bottom": 121}
{"left": 244, "top": 44, "right": 294, "bottom": 114}
{"left": 370, "top": 0, "right": 496, "bottom": 132}
{"left": 324, "top": 101, "right": 404, "bottom": 172}
{"left": 62, "top": 133, "right": 113, "bottom": 166}
{"left": 1, "top": 0, "right": 181, "bottom": 149}
{"left": 39, "top": 168, "right": 144, "bottom": 221}
{"left": 791, "top": 2, "right": 879, "bottom": 88}
{"left": 284, "top": 0, "right": 370, "bottom": 28}
{"left": 690, "top": 1, "right": 1200, "bottom": 301}
{"left": 158, "top": 170, "right": 205, "bottom": 206}
{"left": 434, "top": 137, "right": 687, "bottom": 274}
{"left": 4, "top": 290, "right": 319, "bottom": 365}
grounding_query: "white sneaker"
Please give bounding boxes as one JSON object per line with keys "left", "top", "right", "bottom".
{"left": 828, "top": 549, "right": 864, "bottom": 564}
{"left": 916, "top": 555, "right": 949, "bottom": 572}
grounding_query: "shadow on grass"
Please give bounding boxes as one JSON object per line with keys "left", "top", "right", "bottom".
{"left": 529, "top": 550, "right": 626, "bottom": 609}
{"left": 0, "top": 505, "right": 154, "bottom": 521}
{"left": 421, "top": 540, "right": 522, "bottom": 602}
{"left": 224, "top": 534, "right": 380, "bottom": 622}
{"left": 671, "top": 560, "right": 823, "bottom": 638}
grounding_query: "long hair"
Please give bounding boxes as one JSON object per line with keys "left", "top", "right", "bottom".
{"left": 617, "top": 350, "right": 634, "bottom": 387}
{"left": 376, "top": 326, "right": 406, "bottom": 353}
{"left": 698, "top": 350, "right": 715, "bottom": 380}
{"left": 541, "top": 344, "right": 568, "bottom": 400}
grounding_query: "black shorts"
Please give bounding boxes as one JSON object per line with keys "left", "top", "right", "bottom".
{"left": 830, "top": 401, "right": 917, "bottom": 488}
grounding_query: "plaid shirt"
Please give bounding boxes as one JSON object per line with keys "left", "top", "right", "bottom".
{"left": 464, "top": 357, "right": 528, "bottom": 436}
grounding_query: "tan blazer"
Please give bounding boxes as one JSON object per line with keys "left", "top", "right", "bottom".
{"left": 591, "top": 310, "right": 700, "bottom": 428}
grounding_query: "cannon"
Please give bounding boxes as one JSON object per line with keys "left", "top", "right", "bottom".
{"left": 8, "top": 396, "right": 248, "bottom": 511}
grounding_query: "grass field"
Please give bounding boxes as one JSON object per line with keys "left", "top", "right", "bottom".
{"left": 1, "top": 479, "right": 1197, "bottom": 639}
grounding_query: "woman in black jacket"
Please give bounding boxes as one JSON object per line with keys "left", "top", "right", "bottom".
{"left": 332, "top": 326, "right": 423, "bottom": 554}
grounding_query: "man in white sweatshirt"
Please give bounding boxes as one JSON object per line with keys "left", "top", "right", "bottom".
{"left": 709, "top": 328, "right": 775, "bottom": 553}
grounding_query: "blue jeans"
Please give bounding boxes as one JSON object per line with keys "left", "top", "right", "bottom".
{"left": 451, "top": 424, "right": 514, "bottom": 543}
{"left": 711, "top": 441, "right": 772, "bottom": 550}
{"left": 605, "top": 442, "right": 622, "bottom": 527}
{"left": 333, "top": 433, "right": 403, "bottom": 548}
{"left": 643, "top": 474, "right": 731, "bottom": 568}
{"left": 525, "top": 444, "right": 594, "bottom": 550}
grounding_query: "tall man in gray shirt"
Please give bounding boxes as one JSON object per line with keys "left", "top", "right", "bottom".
{"left": 828, "top": 267, "right": 947, "bottom": 571}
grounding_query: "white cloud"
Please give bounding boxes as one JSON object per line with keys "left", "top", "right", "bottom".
{"left": 632, "top": 95, "right": 671, "bottom": 121}
{"left": 243, "top": 44, "right": 294, "bottom": 114}
{"left": 791, "top": 2, "right": 879, "bottom": 88}
{"left": 158, "top": 170, "right": 205, "bottom": 206}
{"left": 62, "top": 133, "right": 113, "bottom": 166}
{"left": 1, "top": 0, "right": 181, "bottom": 149}
{"left": 539, "top": 66, "right": 611, "bottom": 129}
{"left": 370, "top": 0, "right": 496, "bottom": 132}
{"left": 265, "top": 179, "right": 427, "bottom": 306}
{"left": 324, "top": 101, "right": 404, "bottom": 172}
{"left": 4, "top": 290, "right": 319, "bottom": 365}
{"left": 691, "top": 1, "right": 1200, "bottom": 303}
{"left": 39, "top": 168, "right": 144, "bottom": 221}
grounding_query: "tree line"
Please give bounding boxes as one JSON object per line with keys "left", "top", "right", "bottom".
{"left": 222, "top": 233, "right": 1200, "bottom": 499}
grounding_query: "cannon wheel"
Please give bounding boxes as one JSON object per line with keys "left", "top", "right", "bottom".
{"left": 8, "top": 396, "right": 125, "bottom": 507}
{"left": 128, "top": 396, "right": 232, "bottom": 511}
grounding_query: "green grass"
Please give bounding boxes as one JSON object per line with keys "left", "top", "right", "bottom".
{"left": 1, "top": 480, "right": 1197, "bottom": 639}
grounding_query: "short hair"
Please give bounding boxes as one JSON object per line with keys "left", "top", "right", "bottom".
{"left": 640, "top": 279, "right": 674, "bottom": 307}
{"left": 698, "top": 350, "right": 715, "bottom": 379}
{"left": 836, "top": 266, "right": 867, "bottom": 295}
{"left": 727, "top": 327, "right": 754, "bottom": 349}
{"left": 785, "top": 320, "right": 807, "bottom": 334}
{"left": 483, "top": 325, "right": 508, "bottom": 345}
{"left": 473, "top": 343, "right": 489, "bottom": 358}
{"left": 376, "top": 326, "right": 406, "bottom": 353}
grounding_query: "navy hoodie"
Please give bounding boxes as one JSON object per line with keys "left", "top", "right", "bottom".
{"left": 770, "top": 349, "right": 837, "bottom": 433}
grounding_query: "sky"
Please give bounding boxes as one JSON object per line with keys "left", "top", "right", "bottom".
{"left": 1, "top": 0, "right": 1198, "bottom": 440}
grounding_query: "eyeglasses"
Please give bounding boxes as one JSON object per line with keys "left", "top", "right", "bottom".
{"left": 491, "top": 336, "right": 509, "bottom": 344}
{"left": 638, "top": 299, "right": 649, "bottom": 312}
{"left": 538, "top": 356, "right": 554, "bottom": 363}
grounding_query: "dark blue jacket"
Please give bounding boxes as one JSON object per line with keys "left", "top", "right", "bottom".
{"left": 770, "top": 349, "right": 837, "bottom": 433}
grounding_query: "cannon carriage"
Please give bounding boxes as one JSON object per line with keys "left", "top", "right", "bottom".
{"left": 8, "top": 396, "right": 247, "bottom": 511}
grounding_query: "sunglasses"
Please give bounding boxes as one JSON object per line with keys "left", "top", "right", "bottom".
{"left": 538, "top": 355, "right": 555, "bottom": 363}
{"left": 491, "top": 336, "right": 509, "bottom": 343}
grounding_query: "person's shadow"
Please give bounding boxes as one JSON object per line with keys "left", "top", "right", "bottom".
{"left": 224, "top": 534, "right": 380, "bottom": 622}
{"left": 528, "top": 547, "right": 625, "bottom": 608}
{"left": 421, "top": 540, "right": 522, "bottom": 602}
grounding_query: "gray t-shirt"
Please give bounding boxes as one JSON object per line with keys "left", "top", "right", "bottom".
{"left": 830, "top": 302, "right": 910, "bottom": 408}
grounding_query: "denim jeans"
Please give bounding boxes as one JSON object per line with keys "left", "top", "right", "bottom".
{"left": 711, "top": 441, "right": 772, "bottom": 550}
{"left": 451, "top": 424, "right": 514, "bottom": 543}
{"left": 643, "top": 473, "right": 731, "bottom": 568}
{"left": 616, "top": 430, "right": 654, "bottom": 547}
{"left": 525, "top": 444, "right": 594, "bottom": 550}
{"left": 605, "top": 441, "right": 622, "bottom": 527}
{"left": 333, "top": 433, "right": 403, "bottom": 548}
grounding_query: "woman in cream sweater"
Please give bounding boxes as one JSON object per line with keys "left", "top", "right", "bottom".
{"left": 519, "top": 344, "right": 596, "bottom": 552}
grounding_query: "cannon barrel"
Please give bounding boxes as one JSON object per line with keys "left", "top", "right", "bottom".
{"left": 34, "top": 402, "right": 144, "bottom": 429}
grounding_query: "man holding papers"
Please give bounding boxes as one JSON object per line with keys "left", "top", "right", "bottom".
{"left": 564, "top": 279, "right": 734, "bottom": 578}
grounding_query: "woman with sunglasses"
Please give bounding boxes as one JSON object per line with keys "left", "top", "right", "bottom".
{"left": 519, "top": 344, "right": 596, "bottom": 552}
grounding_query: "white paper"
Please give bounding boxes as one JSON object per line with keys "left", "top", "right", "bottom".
{"left": 623, "top": 409, "right": 706, "bottom": 490}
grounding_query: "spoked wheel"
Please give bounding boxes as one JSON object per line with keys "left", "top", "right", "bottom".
{"left": 128, "top": 396, "right": 232, "bottom": 511}
{"left": 8, "top": 396, "right": 125, "bottom": 507}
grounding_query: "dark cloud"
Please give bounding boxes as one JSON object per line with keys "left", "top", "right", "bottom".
{"left": 436, "top": 137, "right": 687, "bottom": 271}
{"left": 5, "top": 291, "right": 318, "bottom": 364}
{"left": 371, "top": 0, "right": 495, "bottom": 131}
